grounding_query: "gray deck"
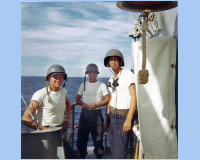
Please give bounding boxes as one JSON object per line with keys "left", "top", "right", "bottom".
{"left": 86, "top": 147, "right": 112, "bottom": 159}
{"left": 86, "top": 147, "right": 134, "bottom": 159}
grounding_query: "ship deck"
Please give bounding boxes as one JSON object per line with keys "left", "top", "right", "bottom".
{"left": 85, "top": 147, "right": 134, "bottom": 159}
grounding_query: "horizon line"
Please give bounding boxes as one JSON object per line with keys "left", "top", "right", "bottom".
{"left": 21, "top": 75, "right": 110, "bottom": 78}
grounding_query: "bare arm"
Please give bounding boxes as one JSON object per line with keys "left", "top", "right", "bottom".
{"left": 76, "top": 94, "right": 88, "bottom": 109}
{"left": 107, "top": 93, "right": 112, "bottom": 113}
{"left": 89, "top": 94, "right": 110, "bottom": 109}
{"left": 65, "top": 97, "right": 71, "bottom": 120}
{"left": 61, "top": 97, "right": 71, "bottom": 132}
{"left": 21, "top": 100, "right": 49, "bottom": 130}
{"left": 123, "top": 83, "right": 137, "bottom": 133}
{"left": 104, "top": 93, "right": 112, "bottom": 134}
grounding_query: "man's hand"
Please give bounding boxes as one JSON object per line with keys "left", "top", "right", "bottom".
{"left": 104, "top": 113, "right": 109, "bottom": 134}
{"left": 89, "top": 103, "right": 97, "bottom": 110}
{"left": 104, "top": 122, "right": 108, "bottom": 134}
{"left": 123, "top": 119, "right": 132, "bottom": 133}
{"left": 38, "top": 124, "right": 50, "bottom": 130}
{"left": 71, "top": 102, "right": 78, "bottom": 110}
{"left": 82, "top": 103, "right": 89, "bottom": 109}
{"left": 61, "top": 120, "right": 70, "bottom": 132}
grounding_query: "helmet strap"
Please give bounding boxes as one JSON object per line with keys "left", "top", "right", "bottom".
{"left": 45, "top": 81, "right": 50, "bottom": 103}
{"left": 108, "top": 66, "right": 114, "bottom": 75}
{"left": 63, "top": 80, "right": 66, "bottom": 88}
{"left": 84, "top": 73, "right": 86, "bottom": 91}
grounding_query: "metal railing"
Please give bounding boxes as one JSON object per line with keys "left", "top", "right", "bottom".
{"left": 69, "top": 103, "right": 108, "bottom": 149}
{"left": 69, "top": 103, "right": 139, "bottom": 158}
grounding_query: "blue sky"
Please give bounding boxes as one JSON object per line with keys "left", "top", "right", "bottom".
{"left": 21, "top": 1, "right": 137, "bottom": 77}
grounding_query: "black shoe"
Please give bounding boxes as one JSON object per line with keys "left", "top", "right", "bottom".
{"left": 80, "top": 156, "right": 86, "bottom": 159}
{"left": 96, "top": 155, "right": 103, "bottom": 159}
{"left": 79, "top": 155, "right": 86, "bottom": 159}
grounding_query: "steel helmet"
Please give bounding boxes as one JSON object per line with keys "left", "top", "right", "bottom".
{"left": 85, "top": 63, "right": 100, "bottom": 74}
{"left": 104, "top": 49, "right": 125, "bottom": 67}
{"left": 45, "top": 64, "right": 67, "bottom": 81}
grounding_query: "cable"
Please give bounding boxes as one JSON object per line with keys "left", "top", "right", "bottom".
{"left": 107, "top": 67, "right": 125, "bottom": 146}
{"left": 21, "top": 95, "right": 35, "bottom": 120}
{"left": 113, "top": 72, "right": 125, "bottom": 147}
{"left": 108, "top": 66, "right": 114, "bottom": 75}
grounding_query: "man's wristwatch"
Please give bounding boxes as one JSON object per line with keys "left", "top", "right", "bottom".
{"left": 64, "top": 119, "right": 70, "bottom": 122}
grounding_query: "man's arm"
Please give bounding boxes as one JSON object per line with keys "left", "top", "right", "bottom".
{"left": 65, "top": 97, "right": 71, "bottom": 121}
{"left": 123, "top": 83, "right": 137, "bottom": 133}
{"left": 61, "top": 97, "right": 71, "bottom": 132}
{"left": 21, "top": 100, "right": 49, "bottom": 130}
{"left": 75, "top": 94, "right": 88, "bottom": 109}
{"left": 104, "top": 93, "right": 112, "bottom": 134}
{"left": 89, "top": 94, "right": 109, "bottom": 109}
{"left": 107, "top": 93, "right": 112, "bottom": 113}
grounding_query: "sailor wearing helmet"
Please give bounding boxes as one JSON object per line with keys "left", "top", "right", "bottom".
{"left": 104, "top": 49, "right": 137, "bottom": 159}
{"left": 21, "top": 64, "right": 80, "bottom": 158}
{"left": 22, "top": 64, "right": 70, "bottom": 131}
{"left": 76, "top": 63, "right": 109, "bottom": 159}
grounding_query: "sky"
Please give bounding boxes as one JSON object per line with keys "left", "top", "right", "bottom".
{"left": 21, "top": 1, "right": 137, "bottom": 77}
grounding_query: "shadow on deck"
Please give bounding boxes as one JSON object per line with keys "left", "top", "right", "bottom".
{"left": 86, "top": 147, "right": 134, "bottom": 159}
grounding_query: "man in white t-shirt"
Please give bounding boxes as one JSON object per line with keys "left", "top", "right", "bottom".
{"left": 21, "top": 64, "right": 70, "bottom": 131}
{"left": 76, "top": 63, "right": 109, "bottom": 159}
{"left": 103, "top": 49, "right": 137, "bottom": 159}
{"left": 21, "top": 64, "right": 80, "bottom": 159}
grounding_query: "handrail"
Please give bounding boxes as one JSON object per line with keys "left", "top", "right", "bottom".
{"left": 133, "top": 124, "right": 140, "bottom": 141}
{"left": 132, "top": 122, "right": 144, "bottom": 159}
{"left": 104, "top": 105, "right": 108, "bottom": 153}
{"left": 70, "top": 102, "right": 78, "bottom": 148}
{"left": 67, "top": 125, "right": 78, "bottom": 143}
{"left": 69, "top": 103, "right": 137, "bottom": 158}
{"left": 69, "top": 102, "right": 108, "bottom": 151}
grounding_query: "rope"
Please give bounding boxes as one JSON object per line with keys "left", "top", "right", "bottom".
{"left": 138, "top": 19, "right": 149, "bottom": 84}
{"left": 128, "top": 11, "right": 136, "bottom": 23}
{"left": 141, "top": 20, "right": 148, "bottom": 70}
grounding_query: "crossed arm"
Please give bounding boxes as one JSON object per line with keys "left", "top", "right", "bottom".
{"left": 76, "top": 94, "right": 109, "bottom": 109}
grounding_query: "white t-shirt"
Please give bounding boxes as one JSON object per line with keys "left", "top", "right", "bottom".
{"left": 78, "top": 81, "right": 109, "bottom": 110}
{"left": 31, "top": 87, "right": 67, "bottom": 126}
{"left": 108, "top": 69, "right": 135, "bottom": 109}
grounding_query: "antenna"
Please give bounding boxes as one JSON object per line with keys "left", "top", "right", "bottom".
{"left": 128, "top": 11, "right": 136, "bottom": 23}
{"left": 21, "top": 95, "right": 35, "bottom": 120}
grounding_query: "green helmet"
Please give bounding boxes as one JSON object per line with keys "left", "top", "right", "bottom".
{"left": 45, "top": 64, "right": 67, "bottom": 81}
{"left": 104, "top": 49, "right": 125, "bottom": 67}
{"left": 85, "top": 63, "right": 99, "bottom": 74}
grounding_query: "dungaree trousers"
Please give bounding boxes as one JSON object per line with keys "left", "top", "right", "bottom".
{"left": 77, "top": 109, "right": 104, "bottom": 159}
{"left": 108, "top": 111, "right": 130, "bottom": 159}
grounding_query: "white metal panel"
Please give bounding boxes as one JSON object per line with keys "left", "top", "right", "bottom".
{"left": 132, "top": 36, "right": 178, "bottom": 159}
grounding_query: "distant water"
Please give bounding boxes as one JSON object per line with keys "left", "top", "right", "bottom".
{"left": 21, "top": 76, "right": 109, "bottom": 147}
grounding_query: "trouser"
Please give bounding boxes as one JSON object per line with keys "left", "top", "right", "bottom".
{"left": 63, "top": 138, "right": 81, "bottom": 159}
{"left": 77, "top": 109, "right": 104, "bottom": 159}
{"left": 108, "top": 111, "right": 130, "bottom": 159}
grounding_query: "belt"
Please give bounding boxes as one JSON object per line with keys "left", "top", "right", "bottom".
{"left": 44, "top": 125, "right": 61, "bottom": 127}
{"left": 81, "top": 109, "right": 101, "bottom": 114}
{"left": 109, "top": 106, "right": 129, "bottom": 116}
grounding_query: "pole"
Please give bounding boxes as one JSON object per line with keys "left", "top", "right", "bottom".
{"left": 21, "top": 95, "right": 35, "bottom": 120}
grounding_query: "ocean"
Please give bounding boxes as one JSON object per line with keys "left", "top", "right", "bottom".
{"left": 21, "top": 76, "right": 109, "bottom": 147}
